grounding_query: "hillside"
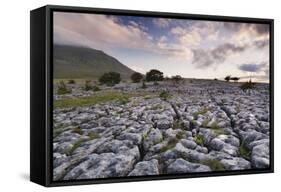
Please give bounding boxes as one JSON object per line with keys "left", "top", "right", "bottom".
{"left": 53, "top": 44, "right": 135, "bottom": 79}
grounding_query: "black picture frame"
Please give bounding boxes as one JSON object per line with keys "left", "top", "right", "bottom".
{"left": 30, "top": 5, "right": 274, "bottom": 187}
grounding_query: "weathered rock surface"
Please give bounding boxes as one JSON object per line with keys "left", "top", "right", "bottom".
{"left": 53, "top": 80, "right": 270, "bottom": 180}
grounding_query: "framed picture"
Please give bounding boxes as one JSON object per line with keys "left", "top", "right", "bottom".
{"left": 30, "top": 5, "right": 274, "bottom": 187}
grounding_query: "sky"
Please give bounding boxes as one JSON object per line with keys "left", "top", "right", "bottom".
{"left": 53, "top": 12, "right": 270, "bottom": 82}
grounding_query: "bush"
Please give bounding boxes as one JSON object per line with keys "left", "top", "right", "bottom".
{"left": 99, "top": 72, "right": 121, "bottom": 86}
{"left": 131, "top": 72, "right": 143, "bottom": 83}
{"left": 171, "top": 75, "right": 183, "bottom": 84}
{"left": 57, "top": 81, "right": 71, "bottom": 95}
{"left": 240, "top": 80, "right": 255, "bottom": 91}
{"left": 67, "top": 79, "right": 76, "bottom": 84}
{"left": 224, "top": 75, "right": 231, "bottom": 82}
{"left": 159, "top": 90, "right": 171, "bottom": 100}
{"left": 92, "top": 85, "right": 101, "bottom": 92}
{"left": 146, "top": 69, "right": 164, "bottom": 82}
{"left": 84, "top": 80, "right": 93, "bottom": 91}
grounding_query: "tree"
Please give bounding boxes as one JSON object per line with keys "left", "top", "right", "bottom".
{"left": 225, "top": 75, "right": 231, "bottom": 82}
{"left": 146, "top": 69, "right": 164, "bottom": 82}
{"left": 99, "top": 72, "right": 121, "bottom": 86}
{"left": 171, "top": 75, "right": 183, "bottom": 85}
{"left": 230, "top": 77, "right": 240, "bottom": 82}
{"left": 130, "top": 72, "right": 143, "bottom": 83}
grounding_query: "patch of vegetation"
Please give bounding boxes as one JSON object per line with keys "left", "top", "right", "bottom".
{"left": 239, "top": 141, "right": 250, "bottom": 159}
{"left": 72, "top": 127, "right": 83, "bottom": 135}
{"left": 192, "top": 107, "right": 209, "bottom": 119}
{"left": 87, "top": 131, "right": 100, "bottom": 140}
{"left": 54, "top": 91, "right": 147, "bottom": 108}
{"left": 153, "top": 137, "right": 163, "bottom": 145}
{"left": 210, "top": 121, "right": 219, "bottom": 129}
{"left": 159, "top": 90, "right": 171, "bottom": 101}
{"left": 118, "top": 96, "right": 130, "bottom": 105}
{"left": 194, "top": 134, "right": 203, "bottom": 146}
{"left": 142, "top": 132, "right": 148, "bottom": 140}
{"left": 173, "top": 119, "right": 185, "bottom": 130}
{"left": 92, "top": 85, "right": 101, "bottom": 92}
{"left": 160, "top": 138, "right": 179, "bottom": 153}
{"left": 131, "top": 72, "right": 143, "bottom": 83}
{"left": 201, "top": 159, "right": 225, "bottom": 171}
{"left": 240, "top": 80, "right": 255, "bottom": 91}
{"left": 176, "top": 131, "right": 184, "bottom": 140}
{"left": 57, "top": 81, "right": 71, "bottom": 95}
{"left": 84, "top": 80, "right": 93, "bottom": 91}
{"left": 99, "top": 72, "right": 121, "bottom": 86}
{"left": 67, "top": 79, "right": 76, "bottom": 84}
{"left": 171, "top": 75, "right": 183, "bottom": 85}
{"left": 64, "top": 138, "right": 88, "bottom": 156}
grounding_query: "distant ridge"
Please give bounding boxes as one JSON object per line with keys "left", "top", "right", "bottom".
{"left": 53, "top": 44, "right": 135, "bottom": 79}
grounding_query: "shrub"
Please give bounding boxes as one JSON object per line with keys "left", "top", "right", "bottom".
{"left": 131, "top": 72, "right": 143, "bottom": 83}
{"left": 99, "top": 72, "right": 121, "bottom": 86}
{"left": 92, "top": 85, "right": 101, "bottom": 92}
{"left": 67, "top": 79, "right": 76, "bottom": 84}
{"left": 57, "top": 81, "right": 71, "bottom": 95}
{"left": 84, "top": 80, "right": 93, "bottom": 91}
{"left": 224, "top": 75, "right": 231, "bottom": 82}
{"left": 159, "top": 90, "right": 171, "bottom": 100}
{"left": 230, "top": 77, "right": 240, "bottom": 82}
{"left": 240, "top": 80, "right": 255, "bottom": 91}
{"left": 171, "top": 75, "right": 183, "bottom": 84}
{"left": 146, "top": 69, "right": 164, "bottom": 82}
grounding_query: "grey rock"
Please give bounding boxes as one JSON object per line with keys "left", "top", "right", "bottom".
{"left": 128, "top": 159, "right": 159, "bottom": 176}
{"left": 167, "top": 158, "right": 211, "bottom": 173}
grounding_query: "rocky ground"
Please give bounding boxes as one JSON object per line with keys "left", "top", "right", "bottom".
{"left": 53, "top": 80, "right": 270, "bottom": 181}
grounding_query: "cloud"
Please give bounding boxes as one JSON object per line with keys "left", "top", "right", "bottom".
{"left": 54, "top": 12, "right": 154, "bottom": 51}
{"left": 238, "top": 62, "right": 267, "bottom": 72}
{"left": 192, "top": 43, "right": 247, "bottom": 68}
{"left": 153, "top": 18, "right": 171, "bottom": 28}
{"left": 253, "top": 39, "right": 269, "bottom": 49}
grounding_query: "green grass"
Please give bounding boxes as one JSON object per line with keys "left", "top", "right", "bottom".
{"left": 239, "top": 141, "right": 250, "bottom": 159}
{"left": 210, "top": 121, "right": 219, "bottom": 129}
{"left": 54, "top": 91, "right": 147, "bottom": 108}
{"left": 173, "top": 119, "right": 185, "bottom": 130}
{"left": 159, "top": 90, "right": 171, "bottom": 100}
{"left": 201, "top": 159, "right": 225, "bottom": 171}
{"left": 194, "top": 134, "right": 203, "bottom": 146}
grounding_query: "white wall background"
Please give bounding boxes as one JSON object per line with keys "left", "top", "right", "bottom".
{"left": 0, "top": 0, "right": 279, "bottom": 191}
